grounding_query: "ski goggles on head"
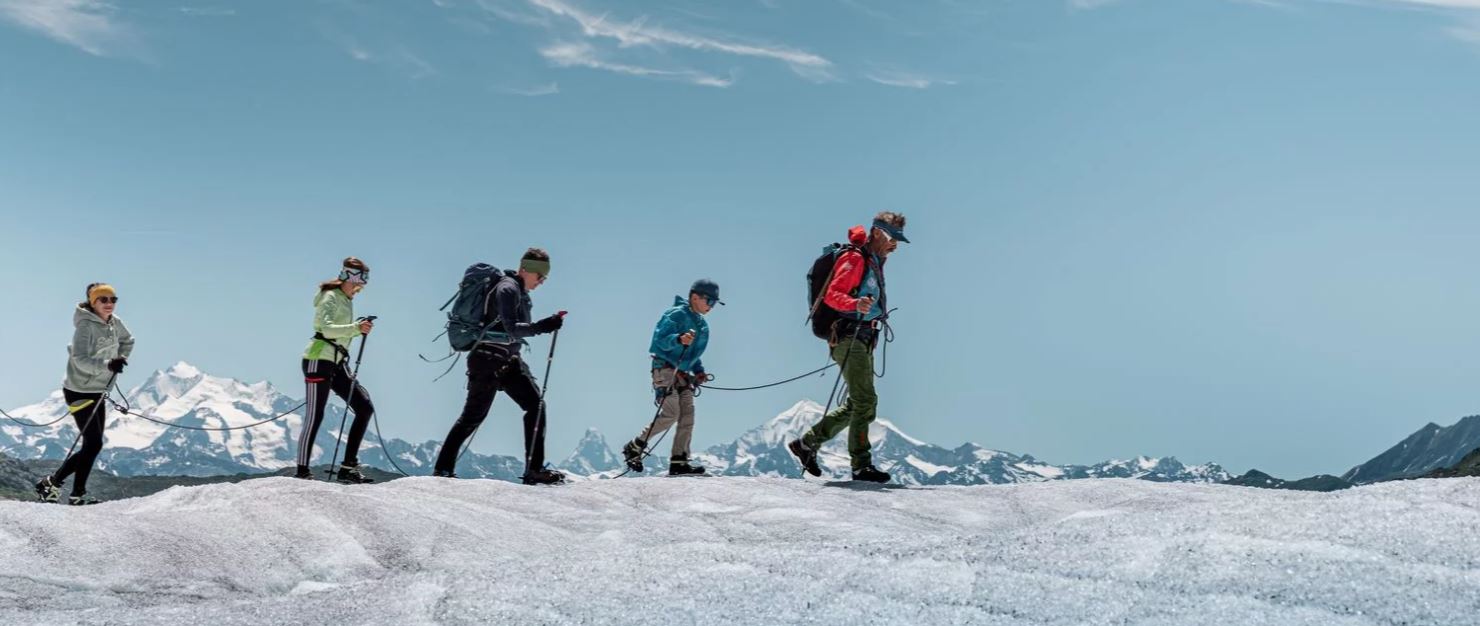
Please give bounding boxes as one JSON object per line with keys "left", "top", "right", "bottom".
{"left": 339, "top": 267, "right": 370, "bottom": 285}
{"left": 871, "top": 220, "right": 909, "bottom": 244}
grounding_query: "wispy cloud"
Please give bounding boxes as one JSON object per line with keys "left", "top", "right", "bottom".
{"left": 866, "top": 67, "right": 957, "bottom": 89}
{"left": 1447, "top": 16, "right": 1480, "bottom": 41}
{"left": 495, "top": 81, "right": 561, "bottom": 96}
{"left": 1068, "top": 0, "right": 1123, "bottom": 10}
{"left": 540, "top": 41, "right": 734, "bottom": 87}
{"left": 178, "top": 6, "right": 236, "bottom": 17}
{"left": 322, "top": 27, "right": 438, "bottom": 79}
{"left": 525, "top": 0, "right": 833, "bottom": 81}
{"left": 474, "top": 0, "right": 550, "bottom": 27}
{"left": 0, "top": 0, "right": 132, "bottom": 56}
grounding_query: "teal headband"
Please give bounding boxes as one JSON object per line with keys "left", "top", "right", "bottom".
{"left": 521, "top": 259, "right": 551, "bottom": 276}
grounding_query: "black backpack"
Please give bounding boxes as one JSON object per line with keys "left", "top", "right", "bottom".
{"left": 806, "top": 244, "right": 857, "bottom": 340}
{"left": 439, "top": 263, "right": 507, "bottom": 352}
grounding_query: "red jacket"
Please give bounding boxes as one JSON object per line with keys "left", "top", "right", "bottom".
{"left": 823, "top": 225, "right": 879, "bottom": 314}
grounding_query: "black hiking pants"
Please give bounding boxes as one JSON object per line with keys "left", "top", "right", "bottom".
{"left": 53, "top": 389, "right": 106, "bottom": 497}
{"left": 435, "top": 344, "right": 547, "bottom": 476}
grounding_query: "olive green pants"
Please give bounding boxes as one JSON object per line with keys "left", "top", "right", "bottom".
{"left": 801, "top": 338, "right": 876, "bottom": 470}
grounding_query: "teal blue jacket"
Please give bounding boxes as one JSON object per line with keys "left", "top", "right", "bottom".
{"left": 650, "top": 296, "right": 708, "bottom": 373}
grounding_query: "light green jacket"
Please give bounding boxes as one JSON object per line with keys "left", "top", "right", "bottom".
{"left": 303, "top": 288, "right": 362, "bottom": 362}
{"left": 65, "top": 304, "right": 135, "bottom": 393}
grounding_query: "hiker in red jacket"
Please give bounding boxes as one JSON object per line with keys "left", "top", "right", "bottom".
{"left": 790, "top": 211, "right": 908, "bottom": 483}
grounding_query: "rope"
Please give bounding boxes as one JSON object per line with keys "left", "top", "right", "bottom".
{"left": 370, "top": 409, "right": 411, "bottom": 477}
{"left": 613, "top": 397, "right": 675, "bottom": 479}
{"left": 428, "top": 352, "right": 462, "bottom": 382}
{"left": 107, "top": 395, "right": 308, "bottom": 432}
{"left": 614, "top": 345, "right": 691, "bottom": 479}
{"left": 0, "top": 406, "right": 70, "bottom": 428}
{"left": 698, "top": 363, "right": 836, "bottom": 392}
{"left": 874, "top": 310, "right": 897, "bottom": 379}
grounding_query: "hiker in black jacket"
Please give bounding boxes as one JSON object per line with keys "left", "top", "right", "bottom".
{"left": 434, "top": 248, "right": 566, "bottom": 485}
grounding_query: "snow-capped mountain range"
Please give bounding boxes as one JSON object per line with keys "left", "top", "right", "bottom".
{"left": 1, "top": 362, "right": 1230, "bottom": 485}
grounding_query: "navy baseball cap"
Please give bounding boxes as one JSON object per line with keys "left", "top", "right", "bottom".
{"left": 690, "top": 279, "right": 724, "bottom": 305}
{"left": 872, "top": 219, "right": 910, "bottom": 243}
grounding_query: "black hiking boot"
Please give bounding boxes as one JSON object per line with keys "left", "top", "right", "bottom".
{"left": 622, "top": 438, "right": 646, "bottom": 473}
{"left": 788, "top": 440, "right": 822, "bottom": 477}
{"left": 35, "top": 476, "right": 60, "bottom": 503}
{"left": 335, "top": 464, "right": 375, "bottom": 485}
{"left": 67, "top": 493, "right": 101, "bottom": 506}
{"left": 293, "top": 465, "right": 315, "bottom": 480}
{"left": 668, "top": 461, "right": 707, "bottom": 477}
{"left": 852, "top": 464, "right": 891, "bottom": 484}
{"left": 433, "top": 469, "right": 458, "bottom": 479}
{"left": 521, "top": 468, "right": 567, "bottom": 486}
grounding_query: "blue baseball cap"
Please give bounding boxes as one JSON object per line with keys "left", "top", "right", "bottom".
{"left": 872, "top": 219, "right": 910, "bottom": 243}
{"left": 690, "top": 279, "right": 724, "bottom": 305}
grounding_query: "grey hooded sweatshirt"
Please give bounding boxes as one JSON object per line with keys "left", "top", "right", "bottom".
{"left": 65, "top": 304, "right": 135, "bottom": 393}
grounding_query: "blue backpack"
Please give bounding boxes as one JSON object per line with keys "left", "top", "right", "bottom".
{"left": 439, "top": 263, "right": 507, "bottom": 352}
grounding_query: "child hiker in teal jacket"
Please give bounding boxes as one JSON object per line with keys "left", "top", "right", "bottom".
{"left": 622, "top": 279, "right": 722, "bottom": 476}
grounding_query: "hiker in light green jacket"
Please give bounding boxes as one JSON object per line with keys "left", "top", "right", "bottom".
{"left": 35, "top": 283, "right": 134, "bottom": 505}
{"left": 296, "top": 257, "right": 378, "bottom": 483}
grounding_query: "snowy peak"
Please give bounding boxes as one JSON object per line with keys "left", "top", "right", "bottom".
{"left": 125, "top": 363, "right": 289, "bottom": 424}
{"left": 1082, "top": 456, "right": 1222, "bottom": 482}
{"left": 166, "top": 360, "right": 202, "bottom": 379}
{"left": 745, "top": 399, "right": 825, "bottom": 447}
{"left": 695, "top": 405, "right": 1229, "bottom": 486}
{"left": 131, "top": 361, "right": 208, "bottom": 402}
{"left": 558, "top": 428, "right": 621, "bottom": 475}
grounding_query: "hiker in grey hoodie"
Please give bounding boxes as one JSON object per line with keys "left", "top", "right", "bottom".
{"left": 35, "top": 283, "right": 134, "bottom": 505}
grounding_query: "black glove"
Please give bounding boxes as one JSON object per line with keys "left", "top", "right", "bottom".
{"left": 534, "top": 314, "right": 565, "bottom": 334}
{"left": 107, "top": 357, "right": 128, "bottom": 374}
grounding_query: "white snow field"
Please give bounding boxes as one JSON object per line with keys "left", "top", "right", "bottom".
{"left": 1, "top": 477, "right": 1477, "bottom": 625}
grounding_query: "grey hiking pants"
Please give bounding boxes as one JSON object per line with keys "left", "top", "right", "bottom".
{"left": 637, "top": 368, "right": 696, "bottom": 460}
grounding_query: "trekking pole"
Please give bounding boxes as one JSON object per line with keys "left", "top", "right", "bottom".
{"left": 524, "top": 311, "right": 567, "bottom": 472}
{"left": 63, "top": 371, "right": 120, "bottom": 461}
{"left": 325, "top": 316, "right": 375, "bottom": 479}
{"left": 539, "top": 314, "right": 566, "bottom": 397}
{"left": 616, "top": 341, "right": 692, "bottom": 478}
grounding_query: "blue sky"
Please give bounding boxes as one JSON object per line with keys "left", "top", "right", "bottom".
{"left": 5, "top": 0, "right": 1480, "bottom": 478}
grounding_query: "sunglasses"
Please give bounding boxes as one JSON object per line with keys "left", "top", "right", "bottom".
{"left": 95, "top": 297, "right": 119, "bottom": 304}
{"left": 703, "top": 296, "right": 719, "bottom": 307}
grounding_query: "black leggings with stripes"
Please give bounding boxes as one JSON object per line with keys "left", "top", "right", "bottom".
{"left": 297, "top": 358, "right": 375, "bottom": 468}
